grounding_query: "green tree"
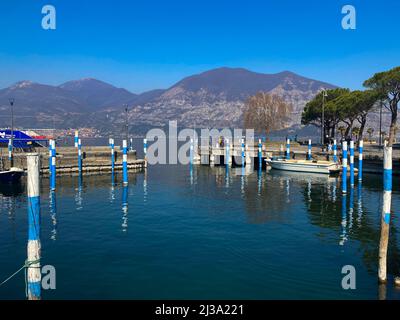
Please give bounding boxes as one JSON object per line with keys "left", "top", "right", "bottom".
{"left": 333, "top": 90, "right": 380, "bottom": 142}
{"left": 301, "top": 88, "right": 350, "bottom": 139}
{"left": 364, "top": 66, "right": 400, "bottom": 146}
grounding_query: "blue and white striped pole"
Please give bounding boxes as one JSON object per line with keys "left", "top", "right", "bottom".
{"left": 308, "top": 139, "right": 312, "bottom": 160}
{"left": 241, "top": 138, "right": 245, "bottom": 167}
{"left": 333, "top": 139, "right": 338, "bottom": 162}
{"left": 286, "top": 138, "right": 290, "bottom": 160}
{"left": 122, "top": 139, "right": 128, "bottom": 185}
{"left": 74, "top": 130, "right": 79, "bottom": 148}
{"left": 379, "top": 141, "right": 392, "bottom": 283}
{"left": 8, "top": 138, "right": 12, "bottom": 162}
{"left": 349, "top": 140, "right": 355, "bottom": 187}
{"left": 50, "top": 140, "right": 56, "bottom": 191}
{"left": 48, "top": 139, "right": 53, "bottom": 175}
{"left": 143, "top": 138, "right": 147, "bottom": 161}
{"left": 226, "top": 138, "right": 231, "bottom": 166}
{"left": 358, "top": 140, "right": 363, "bottom": 182}
{"left": 342, "top": 141, "right": 348, "bottom": 194}
{"left": 110, "top": 138, "right": 115, "bottom": 173}
{"left": 27, "top": 154, "right": 41, "bottom": 300}
{"left": 258, "top": 138, "right": 262, "bottom": 170}
{"left": 78, "top": 138, "right": 82, "bottom": 175}
{"left": 190, "top": 138, "right": 194, "bottom": 165}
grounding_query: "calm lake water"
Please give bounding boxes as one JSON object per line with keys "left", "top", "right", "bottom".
{"left": 1, "top": 163, "right": 400, "bottom": 300}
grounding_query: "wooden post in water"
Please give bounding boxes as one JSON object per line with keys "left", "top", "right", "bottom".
{"left": 308, "top": 139, "right": 312, "bottom": 160}
{"left": 358, "top": 140, "right": 363, "bottom": 182}
{"left": 122, "top": 139, "right": 128, "bottom": 185}
{"left": 286, "top": 138, "right": 290, "bottom": 160}
{"left": 378, "top": 141, "right": 392, "bottom": 283}
{"left": 74, "top": 130, "right": 79, "bottom": 148}
{"left": 26, "top": 153, "right": 41, "bottom": 300}
{"left": 50, "top": 140, "right": 56, "bottom": 191}
{"left": 78, "top": 138, "right": 82, "bottom": 175}
{"left": 349, "top": 140, "right": 355, "bottom": 188}
{"left": 342, "top": 141, "right": 348, "bottom": 194}
{"left": 333, "top": 139, "right": 338, "bottom": 162}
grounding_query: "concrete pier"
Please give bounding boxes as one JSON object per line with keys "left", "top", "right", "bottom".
{"left": 1, "top": 146, "right": 146, "bottom": 175}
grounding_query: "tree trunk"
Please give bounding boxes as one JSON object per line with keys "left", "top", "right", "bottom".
{"left": 358, "top": 117, "right": 367, "bottom": 143}
{"left": 388, "top": 105, "right": 398, "bottom": 147}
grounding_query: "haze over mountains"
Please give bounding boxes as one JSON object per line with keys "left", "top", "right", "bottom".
{"left": 0, "top": 67, "right": 337, "bottom": 134}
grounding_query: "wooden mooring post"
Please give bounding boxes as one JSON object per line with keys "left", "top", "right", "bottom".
{"left": 26, "top": 153, "right": 41, "bottom": 300}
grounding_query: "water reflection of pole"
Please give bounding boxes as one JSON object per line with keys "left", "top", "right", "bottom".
{"left": 75, "top": 174, "right": 83, "bottom": 210}
{"left": 378, "top": 142, "right": 392, "bottom": 283}
{"left": 307, "top": 180, "right": 311, "bottom": 203}
{"left": 122, "top": 185, "right": 128, "bottom": 232}
{"left": 348, "top": 186, "right": 354, "bottom": 231}
{"left": 225, "top": 165, "right": 230, "bottom": 189}
{"left": 357, "top": 182, "right": 363, "bottom": 225}
{"left": 257, "top": 170, "right": 262, "bottom": 196}
{"left": 49, "top": 190, "right": 57, "bottom": 241}
{"left": 332, "top": 177, "right": 337, "bottom": 202}
{"left": 110, "top": 172, "right": 115, "bottom": 203}
{"left": 26, "top": 154, "right": 41, "bottom": 300}
{"left": 143, "top": 169, "right": 148, "bottom": 203}
{"left": 340, "top": 194, "right": 347, "bottom": 246}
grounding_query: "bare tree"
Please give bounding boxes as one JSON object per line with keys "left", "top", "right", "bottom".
{"left": 243, "top": 92, "right": 293, "bottom": 138}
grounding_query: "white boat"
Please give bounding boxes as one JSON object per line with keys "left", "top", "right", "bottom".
{"left": 266, "top": 159, "right": 341, "bottom": 174}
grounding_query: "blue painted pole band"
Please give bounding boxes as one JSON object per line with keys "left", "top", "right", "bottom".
{"left": 308, "top": 139, "right": 312, "bottom": 160}
{"left": 48, "top": 140, "right": 52, "bottom": 174}
{"left": 333, "top": 139, "right": 338, "bottom": 162}
{"left": 358, "top": 140, "right": 363, "bottom": 181}
{"left": 241, "top": 139, "right": 245, "bottom": 167}
{"left": 350, "top": 140, "right": 355, "bottom": 187}
{"left": 342, "top": 141, "right": 348, "bottom": 194}
{"left": 286, "top": 139, "right": 290, "bottom": 160}
{"left": 143, "top": 138, "right": 147, "bottom": 160}
{"left": 258, "top": 139, "right": 262, "bottom": 169}
{"left": 50, "top": 156, "right": 56, "bottom": 190}
{"left": 28, "top": 196, "right": 41, "bottom": 240}
{"left": 123, "top": 140, "right": 128, "bottom": 185}
{"left": 78, "top": 139, "right": 82, "bottom": 174}
{"left": 74, "top": 130, "right": 79, "bottom": 148}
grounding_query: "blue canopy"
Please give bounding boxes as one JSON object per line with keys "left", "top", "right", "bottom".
{"left": 0, "top": 130, "right": 47, "bottom": 148}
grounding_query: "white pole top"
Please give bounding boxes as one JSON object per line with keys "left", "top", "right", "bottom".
{"left": 309, "top": 139, "right": 311, "bottom": 144}
{"left": 359, "top": 140, "right": 363, "bottom": 147}
{"left": 144, "top": 138, "right": 147, "bottom": 143}
{"left": 287, "top": 139, "right": 290, "bottom": 144}
{"left": 350, "top": 140, "right": 354, "bottom": 148}
{"left": 78, "top": 138, "right": 81, "bottom": 145}
{"left": 27, "top": 153, "right": 40, "bottom": 198}
{"left": 258, "top": 138, "right": 261, "bottom": 144}
{"left": 334, "top": 139, "right": 337, "bottom": 144}
{"left": 75, "top": 130, "right": 78, "bottom": 136}
{"left": 123, "top": 140, "right": 127, "bottom": 148}
{"left": 343, "top": 141, "right": 348, "bottom": 150}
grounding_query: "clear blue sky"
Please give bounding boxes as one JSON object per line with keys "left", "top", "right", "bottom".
{"left": 0, "top": 0, "right": 399, "bottom": 93}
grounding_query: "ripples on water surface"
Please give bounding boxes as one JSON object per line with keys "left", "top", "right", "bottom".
{"left": 0, "top": 164, "right": 399, "bottom": 299}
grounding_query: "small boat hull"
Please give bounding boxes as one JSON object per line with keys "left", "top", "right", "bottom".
{"left": 266, "top": 159, "right": 341, "bottom": 174}
{"left": 0, "top": 168, "right": 24, "bottom": 183}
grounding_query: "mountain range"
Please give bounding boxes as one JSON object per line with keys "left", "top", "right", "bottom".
{"left": 0, "top": 67, "right": 337, "bottom": 134}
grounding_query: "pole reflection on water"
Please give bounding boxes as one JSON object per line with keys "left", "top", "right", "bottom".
{"left": 122, "top": 185, "right": 129, "bottom": 232}
{"left": 348, "top": 186, "right": 354, "bottom": 232}
{"left": 143, "top": 169, "right": 148, "bottom": 203}
{"left": 357, "top": 182, "right": 363, "bottom": 225}
{"left": 75, "top": 175, "right": 83, "bottom": 210}
{"left": 49, "top": 190, "right": 57, "bottom": 241}
{"left": 340, "top": 194, "right": 347, "bottom": 246}
{"left": 110, "top": 172, "right": 115, "bottom": 203}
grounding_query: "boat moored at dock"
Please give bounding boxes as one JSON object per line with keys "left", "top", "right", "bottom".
{"left": 266, "top": 158, "right": 341, "bottom": 174}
